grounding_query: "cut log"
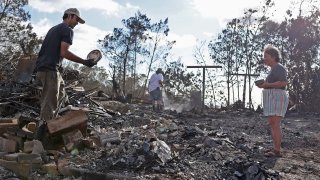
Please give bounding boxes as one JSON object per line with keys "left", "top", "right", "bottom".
{"left": 47, "top": 110, "right": 88, "bottom": 135}
{"left": 0, "top": 118, "right": 18, "bottom": 134}
{"left": 0, "top": 118, "right": 18, "bottom": 127}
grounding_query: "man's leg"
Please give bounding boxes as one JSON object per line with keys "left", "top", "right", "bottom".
{"left": 35, "top": 71, "right": 59, "bottom": 140}
{"left": 159, "top": 90, "right": 164, "bottom": 111}
{"left": 154, "top": 88, "right": 162, "bottom": 112}
{"left": 55, "top": 72, "right": 66, "bottom": 116}
{"left": 38, "top": 71, "right": 59, "bottom": 121}
{"left": 150, "top": 89, "right": 158, "bottom": 111}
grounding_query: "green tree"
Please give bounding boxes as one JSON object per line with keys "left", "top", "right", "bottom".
{"left": 99, "top": 11, "right": 150, "bottom": 95}
{"left": 100, "top": 12, "right": 175, "bottom": 99}
{"left": 208, "top": 0, "right": 274, "bottom": 108}
{"left": 122, "top": 11, "right": 150, "bottom": 96}
{"left": 282, "top": 8, "right": 320, "bottom": 111}
{"left": 193, "top": 40, "right": 222, "bottom": 108}
{"left": 240, "top": 0, "right": 320, "bottom": 111}
{"left": 140, "top": 18, "right": 175, "bottom": 97}
{"left": 0, "top": 0, "right": 41, "bottom": 81}
{"left": 63, "top": 62, "right": 111, "bottom": 93}
{"left": 164, "top": 59, "right": 200, "bottom": 97}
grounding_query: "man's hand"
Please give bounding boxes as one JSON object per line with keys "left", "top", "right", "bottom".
{"left": 83, "top": 59, "right": 97, "bottom": 68}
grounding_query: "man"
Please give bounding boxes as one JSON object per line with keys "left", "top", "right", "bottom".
{"left": 34, "top": 8, "right": 96, "bottom": 140}
{"left": 148, "top": 68, "right": 164, "bottom": 111}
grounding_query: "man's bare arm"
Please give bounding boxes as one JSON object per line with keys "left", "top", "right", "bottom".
{"left": 60, "top": 42, "right": 86, "bottom": 65}
{"left": 159, "top": 80, "right": 164, "bottom": 87}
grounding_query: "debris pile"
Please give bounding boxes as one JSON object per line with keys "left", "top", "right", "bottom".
{"left": 0, "top": 70, "right": 319, "bottom": 179}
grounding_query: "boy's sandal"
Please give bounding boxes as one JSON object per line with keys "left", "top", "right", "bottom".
{"left": 264, "top": 150, "right": 282, "bottom": 157}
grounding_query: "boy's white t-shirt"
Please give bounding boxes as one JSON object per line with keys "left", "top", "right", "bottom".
{"left": 148, "top": 73, "right": 163, "bottom": 92}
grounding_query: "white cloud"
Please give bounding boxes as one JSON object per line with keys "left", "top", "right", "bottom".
{"left": 124, "top": 2, "right": 140, "bottom": 11}
{"left": 190, "top": 0, "right": 260, "bottom": 20}
{"left": 28, "top": 0, "right": 59, "bottom": 13}
{"left": 31, "top": 18, "right": 52, "bottom": 38}
{"left": 190, "top": 0, "right": 296, "bottom": 24}
{"left": 168, "top": 33, "right": 197, "bottom": 49}
{"left": 203, "top": 32, "right": 214, "bottom": 38}
{"left": 29, "top": 0, "right": 131, "bottom": 16}
{"left": 167, "top": 33, "right": 198, "bottom": 65}
{"left": 71, "top": 24, "right": 110, "bottom": 60}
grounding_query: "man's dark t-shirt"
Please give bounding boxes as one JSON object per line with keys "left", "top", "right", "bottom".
{"left": 35, "top": 23, "right": 73, "bottom": 72}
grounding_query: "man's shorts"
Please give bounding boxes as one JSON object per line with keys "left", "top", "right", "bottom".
{"left": 149, "top": 87, "right": 162, "bottom": 101}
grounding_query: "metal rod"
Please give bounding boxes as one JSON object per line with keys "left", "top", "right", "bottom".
{"left": 187, "top": 66, "right": 222, "bottom": 68}
{"left": 202, "top": 67, "right": 205, "bottom": 109}
{"left": 229, "top": 73, "right": 259, "bottom": 76}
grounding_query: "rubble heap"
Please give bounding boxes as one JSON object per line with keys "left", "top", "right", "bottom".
{"left": 0, "top": 72, "right": 319, "bottom": 179}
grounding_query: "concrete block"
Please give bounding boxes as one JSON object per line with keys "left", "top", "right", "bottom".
{"left": 0, "top": 137, "right": 17, "bottom": 153}
{"left": 23, "top": 140, "right": 45, "bottom": 155}
{"left": 32, "top": 140, "right": 45, "bottom": 155}
{"left": 17, "top": 153, "right": 42, "bottom": 164}
{"left": 23, "top": 141, "right": 33, "bottom": 153}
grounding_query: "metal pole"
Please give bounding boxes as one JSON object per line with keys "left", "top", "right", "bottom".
{"left": 202, "top": 67, "right": 205, "bottom": 109}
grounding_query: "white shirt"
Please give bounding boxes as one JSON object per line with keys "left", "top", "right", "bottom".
{"left": 148, "top": 73, "right": 163, "bottom": 92}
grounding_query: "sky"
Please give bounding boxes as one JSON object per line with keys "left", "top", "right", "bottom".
{"left": 26, "top": 0, "right": 297, "bottom": 106}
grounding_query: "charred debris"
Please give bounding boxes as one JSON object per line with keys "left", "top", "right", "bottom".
{"left": 0, "top": 59, "right": 296, "bottom": 179}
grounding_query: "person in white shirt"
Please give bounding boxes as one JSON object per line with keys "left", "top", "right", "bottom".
{"left": 148, "top": 68, "right": 164, "bottom": 111}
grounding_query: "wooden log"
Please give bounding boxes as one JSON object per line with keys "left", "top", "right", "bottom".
{"left": 47, "top": 110, "right": 87, "bottom": 135}
{"left": 0, "top": 118, "right": 18, "bottom": 134}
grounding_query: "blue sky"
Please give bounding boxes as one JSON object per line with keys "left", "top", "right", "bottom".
{"left": 26, "top": 0, "right": 295, "bottom": 106}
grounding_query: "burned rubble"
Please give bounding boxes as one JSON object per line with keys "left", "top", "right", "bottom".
{"left": 0, "top": 68, "right": 319, "bottom": 179}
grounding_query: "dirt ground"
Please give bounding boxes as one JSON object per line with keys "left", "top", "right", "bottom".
{"left": 0, "top": 104, "right": 319, "bottom": 180}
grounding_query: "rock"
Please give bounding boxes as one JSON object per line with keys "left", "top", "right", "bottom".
{"left": 100, "top": 101, "right": 131, "bottom": 114}
{"left": 151, "top": 139, "right": 172, "bottom": 164}
{"left": 204, "top": 137, "right": 218, "bottom": 148}
{"left": 0, "top": 137, "right": 17, "bottom": 153}
{"left": 31, "top": 140, "right": 45, "bottom": 155}
{"left": 42, "top": 162, "right": 59, "bottom": 177}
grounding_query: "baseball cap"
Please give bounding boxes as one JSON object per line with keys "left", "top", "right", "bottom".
{"left": 156, "top": 68, "right": 163, "bottom": 74}
{"left": 64, "top": 8, "right": 85, "bottom": 24}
